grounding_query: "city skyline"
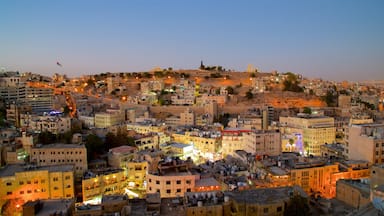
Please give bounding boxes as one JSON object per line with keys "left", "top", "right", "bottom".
{"left": 1, "top": 0, "right": 384, "bottom": 81}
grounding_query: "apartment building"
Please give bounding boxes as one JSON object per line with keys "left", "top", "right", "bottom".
{"left": 172, "top": 131, "right": 221, "bottom": 160}
{"left": 94, "top": 111, "right": 125, "bottom": 128}
{"left": 0, "top": 164, "right": 74, "bottom": 209}
{"left": 244, "top": 130, "right": 281, "bottom": 156}
{"left": 146, "top": 159, "right": 199, "bottom": 198}
{"left": 221, "top": 129, "right": 251, "bottom": 157}
{"left": 346, "top": 123, "right": 384, "bottom": 164}
{"left": 108, "top": 145, "right": 137, "bottom": 169}
{"left": 280, "top": 115, "right": 335, "bottom": 156}
{"left": 20, "top": 114, "right": 71, "bottom": 134}
{"left": 82, "top": 169, "right": 128, "bottom": 202}
{"left": 30, "top": 143, "right": 87, "bottom": 177}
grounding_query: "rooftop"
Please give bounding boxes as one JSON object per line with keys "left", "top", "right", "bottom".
{"left": 23, "top": 199, "right": 74, "bottom": 216}
{"left": 0, "top": 164, "right": 74, "bottom": 177}
{"left": 109, "top": 145, "right": 137, "bottom": 154}
{"left": 34, "top": 143, "right": 85, "bottom": 149}
{"left": 224, "top": 186, "right": 308, "bottom": 204}
{"left": 195, "top": 177, "right": 221, "bottom": 188}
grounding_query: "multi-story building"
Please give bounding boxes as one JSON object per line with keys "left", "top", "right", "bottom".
{"left": 0, "top": 164, "right": 75, "bottom": 209}
{"left": 346, "top": 123, "right": 384, "bottom": 164}
{"left": 244, "top": 130, "right": 281, "bottom": 156}
{"left": 336, "top": 179, "right": 370, "bottom": 210}
{"left": 6, "top": 103, "right": 32, "bottom": 128}
{"left": 134, "top": 133, "right": 160, "bottom": 150}
{"left": 20, "top": 114, "right": 71, "bottom": 134}
{"left": 146, "top": 159, "right": 199, "bottom": 198}
{"left": 108, "top": 145, "right": 137, "bottom": 169}
{"left": 172, "top": 131, "right": 221, "bottom": 160}
{"left": 126, "top": 160, "right": 148, "bottom": 191}
{"left": 30, "top": 143, "right": 87, "bottom": 177}
{"left": 180, "top": 108, "right": 195, "bottom": 126}
{"left": 223, "top": 186, "right": 308, "bottom": 216}
{"left": 222, "top": 129, "right": 252, "bottom": 157}
{"left": 127, "top": 123, "right": 166, "bottom": 134}
{"left": 94, "top": 110, "right": 125, "bottom": 128}
{"left": 82, "top": 168, "right": 128, "bottom": 202}
{"left": 280, "top": 115, "right": 335, "bottom": 156}
{"left": 0, "top": 72, "right": 53, "bottom": 114}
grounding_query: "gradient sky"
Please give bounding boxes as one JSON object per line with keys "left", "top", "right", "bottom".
{"left": 1, "top": 0, "right": 383, "bottom": 81}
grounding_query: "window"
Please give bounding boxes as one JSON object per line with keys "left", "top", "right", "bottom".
{"left": 6, "top": 182, "right": 12, "bottom": 186}
{"left": 149, "top": 179, "right": 152, "bottom": 183}
{"left": 19, "top": 181, "right": 24, "bottom": 185}
{"left": 41, "top": 179, "right": 46, "bottom": 183}
{"left": 27, "top": 180, "right": 31, "bottom": 184}
{"left": 156, "top": 180, "right": 160, "bottom": 185}
{"left": 263, "top": 208, "right": 269, "bottom": 213}
{"left": 20, "top": 191, "right": 24, "bottom": 195}
{"left": 176, "top": 180, "right": 181, "bottom": 184}
{"left": 186, "top": 180, "right": 191, "bottom": 184}
{"left": 65, "top": 176, "right": 71, "bottom": 180}
{"left": 166, "top": 181, "right": 171, "bottom": 185}
{"left": 166, "top": 189, "right": 171, "bottom": 194}
{"left": 186, "top": 188, "right": 191, "bottom": 192}
{"left": 277, "top": 206, "right": 282, "bottom": 212}
{"left": 66, "top": 185, "right": 71, "bottom": 188}
{"left": 27, "top": 190, "right": 32, "bottom": 194}
{"left": 157, "top": 189, "right": 160, "bottom": 193}
{"left": 177, "top": 189, "right": 181, "bottom": 193}
{"left": 7, "top": 192, "right": 12, "bottom": 195}
{"left": 54, "top": 187, "right": 58, "bottom": 190}
{"left": 34, "top": 180, "right": 39, "bottom": 184}
{"left": 53, "top": 177, "right": 59, "bottom": 181}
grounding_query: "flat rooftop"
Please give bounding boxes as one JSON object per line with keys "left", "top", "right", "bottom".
{"left": 225, "top": 186, "right": 307, "bottom": 204}
{"left": 0, "top": 164, "right": 74, "bottom": 177}
{"left": 24, "top": 199, "right": 74, "bottom": 216}
{"left": 33, "top": 143, "right": 85, "bottom": 149}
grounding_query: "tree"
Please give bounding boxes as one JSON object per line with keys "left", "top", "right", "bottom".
{"left": 85, "top": 134, "right": 104, "bottom": 161}
{"left": 303, "top": 107, "right": 312, "bottom": 114}
{"left": 215, "top": 88, "right": 221, "bottom": 95}
{"left": 38, "top": 131, "right": 56, "bottom": 144}
{"left": 284, "top": 194, "right": 310, "bottom": 216}
{"left": 225, "top": 86, "right": 234, "bottom": 95}
{"left": 245, "top": 90, "right": 253, "bottom": 100}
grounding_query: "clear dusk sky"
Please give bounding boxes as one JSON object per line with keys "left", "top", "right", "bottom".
{"left": 1, "top": 0, "right": 383, "bottom": 81}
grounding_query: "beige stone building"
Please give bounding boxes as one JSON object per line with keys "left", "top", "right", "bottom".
{"left": 244, "top": 130, "right": 281, "bottom": 156}
{"left": 82, "top": 168, "right": 128, "bottom": 202}
{"left": 172, "top": 131, "right": 221, "bottom": 159}
{"left": 180, "top": 108, "right": 195, "bottom": 126}
{"left": 30, "top": 143, "right": 87, "bottom": 177}
{"left": 107, "top": 145, "right": 137, "bottom": 169}
{"left": 221, "top": 129, "right": 252, "bottom": 157}
{"left": 20, "top": 114, "right": 71, "bottom": 134}
{"left": 280, "top": 115, "right": 335, "bottom": 156}
{"left": 346, "top": 123, "right": 384, "bottom": 164}
{"left": 146, "top": 159, "right": 198, "bottom": 198}
{"left": 336, "top": 179, "right": 370, "bottom": 209}
{"left": 94, "top": 111, "right": 125, "bottom": 128}
{"left": 0, "top": 164, "right": 74, "bottom": 210}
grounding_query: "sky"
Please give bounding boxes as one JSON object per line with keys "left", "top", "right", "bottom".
{"left": 1, "top": 0, "right": 384, "bottom": 81}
